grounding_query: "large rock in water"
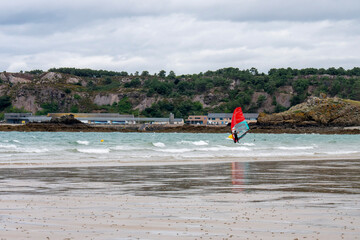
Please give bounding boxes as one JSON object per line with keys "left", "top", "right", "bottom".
{"left": 258, "top": 97, "right": 360, "bottom": 126}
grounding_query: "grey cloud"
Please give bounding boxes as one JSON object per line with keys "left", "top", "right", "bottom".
{"left": 2, "top": 0, "right": 360, "bottom": 26}
{"left": 1, "top": 0, "right": 360, "bottom": 74}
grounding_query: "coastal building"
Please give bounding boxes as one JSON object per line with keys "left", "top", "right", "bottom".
{"left": 185, "top": 115, "right": 208, "bottom": 125}
{"left": 207, "top": 113, "right": 232, "bottom": 125}
{"left": 48, "top": 113, "right": 136, "bottom": 125}
{"left": 244, "top": 113, "right": 259, "bottom": 122}
{"left": 4, "top": 113, "right": 184, "bottom": 125}
{"left": 4, "top": 113, "right": 50, "bottom": 124}
{"left": 186, "top": 113, "right": 259, "bottom": 126}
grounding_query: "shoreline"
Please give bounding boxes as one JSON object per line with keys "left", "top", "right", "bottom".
{"left": 0, "top": 122, "right": 360, "bottom": 134}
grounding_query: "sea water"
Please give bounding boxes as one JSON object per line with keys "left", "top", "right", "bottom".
{"left": 0, "top": 132, "right": 359, "bottom": 167}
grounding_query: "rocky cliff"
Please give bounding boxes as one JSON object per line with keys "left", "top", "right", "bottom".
{"left": 257, "top": 97, "right": 360, "bottom": 126}
{"left": 0, "top": 71, "right": 293, "bottom": 115}
{"left": 1, "top": 68, "right": 360, "bottom": 118}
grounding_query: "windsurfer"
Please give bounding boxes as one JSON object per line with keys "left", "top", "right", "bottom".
{"left": 233, "top": 130, "right": 239, "bottom": 143}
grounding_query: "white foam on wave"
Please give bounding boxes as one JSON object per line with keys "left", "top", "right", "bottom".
{"left": 323, "top": 151, "right": 360, "bottom": 155}
{"left": 12, "top": 140, "right": 20, "bottom": 143}
{"left": 178, "top": 140, "right": 209, "bottom": 146}
{"left": 203, "top": 146, "right": 251, "bottom": 152}
{"left": 76, "top": 140, "right": 90, "bottom": 145}
{"left": 156, "top": 148, "right": 193, "bottom": 153}
{"left": 77, "top": 148, "right": 110, "bottom": 154}
{"left": 277, "top": 146, "right": 315, "bottom": 150}
{"left": 242, "top": 143, "right": 255, "bottom": 146}
{"left": 112, "top": 145, "right": 144, "bottom": 151}
{"left": 153, "top": 142, "right": 166, "bottom": 147}
{"left": 193, "top": 140, "right": 209, "bottom": 146}
{"left": 155, "top": 145, "right": 251, "bottom": 153}
{"left": 0, "top": 144, "right": 17, "bottom": 149}
{"left": 22, "top": 148, "right": 49, "bottom": 153}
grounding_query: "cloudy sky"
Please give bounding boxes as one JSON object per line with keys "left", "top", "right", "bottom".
{"left": 1, "top": 0, "right": 360, "bottom": 74}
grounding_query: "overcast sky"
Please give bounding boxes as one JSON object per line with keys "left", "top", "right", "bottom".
{"left": 1, "top": 0, "right": 360, "bottom": 74}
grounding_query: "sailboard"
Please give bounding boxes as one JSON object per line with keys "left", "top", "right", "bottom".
{"left": 231, "top": 107, "right": 249, "bottom": 143}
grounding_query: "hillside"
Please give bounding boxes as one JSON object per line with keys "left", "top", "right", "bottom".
{"left": 1, "top": 67, "right": 360, "bottom": 119}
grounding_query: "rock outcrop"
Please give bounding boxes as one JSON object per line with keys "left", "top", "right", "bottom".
{"left": 257, "top": 97, "right": 360, "bottom": 126}
{"left": 50, "top": 114, "right": 83, "bottom": 125}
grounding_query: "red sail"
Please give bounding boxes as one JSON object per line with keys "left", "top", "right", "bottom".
{"left": 231, "top": 107, "right": 245, "bottom": 129}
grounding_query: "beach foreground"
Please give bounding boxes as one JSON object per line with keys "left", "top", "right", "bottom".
{"left": 1, "top": 159, "right": 360, "bottom": 239}
{"left": 1, "top": 192, "right": 359, "bottom": 240}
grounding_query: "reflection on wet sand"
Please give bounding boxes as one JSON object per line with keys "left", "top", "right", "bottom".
{"left": 231, "top": 162, "right": 247, "bottom": 191}
{"left": 0, "top": 159, "right": 360, "bottom": 196}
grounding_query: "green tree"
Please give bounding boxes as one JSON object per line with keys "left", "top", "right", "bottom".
{"left": 274, "top": 104, "right": 288, "bottom": 113}
{"left": 117, "top": 97, "right": 132, "bottom": 113}
{"left": 293, "top": 78, "right": 309, "bottom": 94}
{"left": 0, "top": 96, "right": 11, "bottom": 111}
{"left": 104, "top": 77, "right": 112, "bottom": 85}
{"left": 159, "top": 70, "right": 166, "bottom": 78}
{"left": 257, "top": 95, "right": 266, "bottom": 107}
{"left": 250, "top": 67, "right": 258, "bottom": 76}
{"left": 176, "top": 81, "right": 194, "bottom": 96}
{"left": 141, "top": 71, "right": 149, "bottom": 77}
{"left": 167, "top": 70, "right": 176, "bottom": 79}
{"left": 124, "top": 78, "right": 141, "bottom": 88}
{"left": 36, "top": 102, "right": 59, "bottom": 115}
{"left": 70, "top": 105, "right": 79, "bottom": 113}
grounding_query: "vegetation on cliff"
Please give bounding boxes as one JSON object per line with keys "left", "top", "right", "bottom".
{"left": 257, "top": 97, "right": 360, "bottom": 126}
{"left": 1, "top": 67, "right": 360, "bottom": 120}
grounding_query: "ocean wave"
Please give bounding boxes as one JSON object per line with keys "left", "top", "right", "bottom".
{"left": 155, "top": 148, "right": 193, "bottom": 153}
{"left": 323, "top": 151, "right": 359, "bottom": 155}
{"left": 154, "top": 145, "right": 251, "bottom": 153}
{"left": 12, "top": 140, "right": 21, "bottom": 143}
{"left": 277, "top": 146, "right": 315, "bottom": 150}
{"left": 0, "top": 144, "right": 17, "bottom": 149}
{"left": 242, "top": 143, "right": 255, "bottom": 146}
{"left": 192, "top": 140, "right": 209, "bottom": 146}
{"left": 22, "top": 148, "right": 49, "bottom": 153}
{"left": 153, "top": 142, "right": 165, "bottom": 147}
{"left": 77, "top": 148, "right": 110, "bottom": 154}
{"left": 112, "top": 145, "right": 145, "bottom": 151}
{"left": 76, "top": 140, "right": 90, "bottom": 145}
{"left": 202, "top": 146, "right": 251, "bottom": 152}
{"left": 178, "top": 140, "right": 209, "bottom": 146}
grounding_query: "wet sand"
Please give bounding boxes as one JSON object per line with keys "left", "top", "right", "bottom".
{"left": 1, "top": 160, "right": 360, "bottom": 239}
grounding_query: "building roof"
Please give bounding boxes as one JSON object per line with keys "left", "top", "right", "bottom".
{"left": 208, "top": 113, "right": 233, "bottom": 118}
{"left": 28, "top": 116, "right": 51, "bottom": 122}
{"left": 4, "top": 113, "right": 33, "bottom": 118}
{"left": 208, "top": 112, "right": 259, "bottom": 119}
{"left": 48, "top": 113, "right": 134, "bottom": 118}
{"left": 244, "top": 113, "right": 259, "bottom": 118}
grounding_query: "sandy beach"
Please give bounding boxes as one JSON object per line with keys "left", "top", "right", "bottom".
{"left": 1, "top": 159, "right": 360, "bottom": 239}
{"left": 1, "top": 193, "right": 359, "bottom": 240}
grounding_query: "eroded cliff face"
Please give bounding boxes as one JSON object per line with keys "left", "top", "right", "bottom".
{"left": 93, "top": 93, "right": 120, "bottom": 106}
{"left": 11, "top": 85, "right": 76, "bottom": 113}
{"left": 257, "top": 97, "right": 360, "bottom": 126}
{"left": 0, "top": 71, "right": 325, "bottom": 115}
{"left": 1, "top": 72, "right": 155, "bottom": 113}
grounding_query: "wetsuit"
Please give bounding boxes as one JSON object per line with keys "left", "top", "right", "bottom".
{"left": 233, "top": 131, "right": 239, "bottom": 143}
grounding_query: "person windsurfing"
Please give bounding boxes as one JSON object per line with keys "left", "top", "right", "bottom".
{"left": 231, "top": 107, "right": 249, "bottom": 143}
{"left": 233, "top": 130, "right": 239, "bottom": 143}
